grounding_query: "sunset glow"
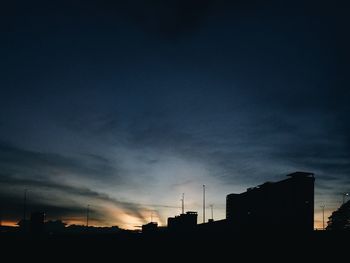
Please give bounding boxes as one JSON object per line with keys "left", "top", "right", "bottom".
{"left": 0, "top": 0, "right": 347, "bottom": 235}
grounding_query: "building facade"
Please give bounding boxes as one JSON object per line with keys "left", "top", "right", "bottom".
{"left": 142, "top": 222, "right": 158, "bottom": 234}
{"left": 167, "top": 211, "right": 198, "bottom": 231}
{"left": 226, "top": 172, "right": 315, "bottom": 232}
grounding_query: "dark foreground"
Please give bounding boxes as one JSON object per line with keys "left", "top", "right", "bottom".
{"left": 1, "top": 231, "right": 348, "bottom": 260}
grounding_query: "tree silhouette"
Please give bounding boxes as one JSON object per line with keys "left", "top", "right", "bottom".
{"left": 327, "top": 200, "right": 350, "bottom": 231}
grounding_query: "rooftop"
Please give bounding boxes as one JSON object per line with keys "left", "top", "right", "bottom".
{"left": 286, "top": 171, "right": 314, "bottom": 178}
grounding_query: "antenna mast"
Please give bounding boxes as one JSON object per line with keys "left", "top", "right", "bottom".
{"left": 23, "top": 189, "right": 27, "bottom": 222}
{"left": 181, "top": 193, "right": 185, "bottom": 214}
{"left": 203, "top": 185, "right": 206, "bottom": 223}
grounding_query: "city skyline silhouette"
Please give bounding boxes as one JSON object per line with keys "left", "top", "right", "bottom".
{"left": 1, "top": 2, "right": 349, "bottom": 256}
{"left": 0, "top": 171, "right": 346, "bottom": 233}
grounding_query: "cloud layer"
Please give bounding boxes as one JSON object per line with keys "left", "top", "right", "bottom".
{"left": 0, "top": 1, "right": 348, "bottom": 229}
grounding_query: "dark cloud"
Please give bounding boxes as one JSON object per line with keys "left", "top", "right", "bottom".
{"left": 0, "top": 173, "right": 111, "bottom": 201}
{"left": 0, "top": 171, "right": 179, "bottom": 224}
{"left": 0, "top": 0, "right": 348, "bottom": 226}
{"left": 1, "top": 0, "right": 212, "bottom": 39}
{"left": 0, "top": 177, "right": 116, "bottom": 224}
{"left": 111, "top": 0, "right": 213, "bottom": 39}
{"left": 0, "top": 190, "right": 88, "bottom": 222}
{"left": 0, "top": 141, "right": 120, "bottom": 180}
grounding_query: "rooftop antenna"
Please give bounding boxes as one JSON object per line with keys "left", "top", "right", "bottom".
{"left": 320, "top": 205, "right": 325, "bottom": 230}
{"left": 203, "top": 185, "right": 206, "bottom": 223}
{"left": 181, "top": 193, "right": 185, "bottom": 214}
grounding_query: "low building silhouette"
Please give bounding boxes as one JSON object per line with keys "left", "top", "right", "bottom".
{"left": 30, "top": 212, "right": 45, "bottom": 234}
{"left": 142, "top": 222, "right": 158, "bottom": 234}
{"left": 45, "top": 220, "right": 67, "bottom": 234}
{"left": 226, "top": 172, "right": 315, "bottom": 232}
{"left": 168, "top": 211, "right": 197, "bottom": 231}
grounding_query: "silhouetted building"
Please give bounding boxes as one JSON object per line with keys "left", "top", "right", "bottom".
{"left": 197, "top": 218, "right": 228, "bottom": 235}
{"left": 65, "top": 225, "right": 121, "bottom": 234}
{"left": 226, "top": 172, "right": 315, "bottom": 232}
{"left": 142, "top": 222, "right": 158, "bottom": 234}
{"left": 45, "top": 220, "right": 67, "bottom": 234}
{"left": 168, "top": 211, "right": 198, "bottom": 231}
{"left": 30, "top": 212, "right": 45, "bottom": 234}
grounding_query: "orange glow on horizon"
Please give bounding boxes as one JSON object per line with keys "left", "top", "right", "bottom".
{"left": 0, "top": 221, "right": 19, "bottom": 227}
{"left": 0, "top": 216, "right": 323, "bottom": 230}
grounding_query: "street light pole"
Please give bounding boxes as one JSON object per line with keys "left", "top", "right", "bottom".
{"left": 23, "top": 189, "right": 27, "bottom": 222}
{"left": 320, "top": 205, "right": 325, "bottom": 230}
{"left": 181, "top": 193, "right": 184, "bottom": 214}
{"left": 203, "top": 185, "right": 205, "bottom": 224}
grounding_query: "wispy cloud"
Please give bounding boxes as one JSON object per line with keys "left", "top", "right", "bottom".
{"left": 0, "top": 171, "right": 178, "bottom": 227}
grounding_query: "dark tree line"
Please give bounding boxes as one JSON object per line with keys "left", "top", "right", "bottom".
{"left": 327, "top": 200, "right": 350, "bottom": 231}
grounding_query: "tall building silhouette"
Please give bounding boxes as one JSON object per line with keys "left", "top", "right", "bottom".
{"left": 226, "top": 172, "right": 315, "bottom": 232}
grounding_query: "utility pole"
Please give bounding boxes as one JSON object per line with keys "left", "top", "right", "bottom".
{"left": 210, "top": 204, "right": 214, "bottom": 221}
{"left": 22, "top": 189, "right": 28, "bottom": 232}
{"left": 23, "top": 189, "right": 27, "bottom": 221}
{"left": 203, "top": 185, "right": 206, "bottom": 224}
{"left": 320, "top": 205, "right": 325, "bottom": 230}
{"left": 181, "top": 193, "right": 185, "bottom": 214}
{"left": 86, "top": 205, "right": 90, "bottom": 227}
{"left": 151, "top": 211, "right": 153, "bottom": 222}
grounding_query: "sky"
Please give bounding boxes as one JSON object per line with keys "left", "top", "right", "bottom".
{"left": 0, "top": 0, "right": 349, "bottom": 229}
